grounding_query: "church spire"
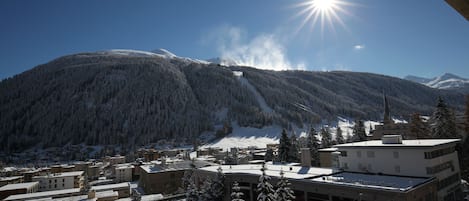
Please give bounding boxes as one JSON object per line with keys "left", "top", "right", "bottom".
{"left": 383, "top": 92, "right": 392, "bottom": 124}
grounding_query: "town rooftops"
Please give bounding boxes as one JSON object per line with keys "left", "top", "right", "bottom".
{"left": 33, "top": 171, "right": 84, "bottom": 179}
{"left": 140, "top": 160, "right": 216, "bottom": 174}
{"left": 4, "top": 188, "right": 81, "bottom": 200}
{"left": 0, "top": 176, "right": 23, "bottom": 181}
{"left": 0, "top": 182, "right": 38, "bottom": 191}
{"left": 334, "top": 139, "right": 460, "bottom": 148}
{"left": 90, "top": 182, "right": 129, "bottom": 191}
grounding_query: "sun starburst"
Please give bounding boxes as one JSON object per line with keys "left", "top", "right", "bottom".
{"left": 294, "top": 0, "right": 353, "bottom": 36}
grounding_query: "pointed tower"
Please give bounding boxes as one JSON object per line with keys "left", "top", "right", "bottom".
{"left": 383, "top": 92, "right": 393, "bottom": 125}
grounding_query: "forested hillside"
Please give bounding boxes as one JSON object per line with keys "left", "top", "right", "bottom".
{"left": 0, "top": 51, "right": 464, "bottom": 153}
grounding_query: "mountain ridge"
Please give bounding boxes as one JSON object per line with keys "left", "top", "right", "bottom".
{"left": 0, "top": 50, "right": 465, "bottom": 153}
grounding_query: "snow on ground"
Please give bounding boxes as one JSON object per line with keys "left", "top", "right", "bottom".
{"left": 234, "top": 71, "right": 273, "bottom": 113}
{"left": 201, "top": 123, "right": 282, "bottom": 150}
{"left": 100, "top": 49, "right": 210, "bottom": 64}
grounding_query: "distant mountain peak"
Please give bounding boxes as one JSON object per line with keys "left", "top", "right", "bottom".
{"left": 151, "top": 48, "right": 177, "bottom": 58}
{"left": 404, "top": 73, "right": 469, "bottom": 91}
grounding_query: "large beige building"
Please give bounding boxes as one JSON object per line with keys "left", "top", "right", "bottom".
{"left": 334, "top": 135, "right": 462, "bottom": 201}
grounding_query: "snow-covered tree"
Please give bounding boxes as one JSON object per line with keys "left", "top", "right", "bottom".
{"left": 257, "top": 163, "right": 275, "bottom": 201}
{"left": 336, "top": 127, "right": 344, "bottom": 144}
{"left": 352, "top": 120, "right": 367, "bottom": 142}
{"left": 231, "top": 181, "right": 244, "bottom": 201}
{"left": 200, "top": 178, "right": 214, "bottom": 201}
{"left": 289, "top": 133, "right": 299, "bottom": 162}
{"left": 211, "top": 166, "right": 225, "bottom": 201}
{"left": 306, "top": 126, "right": 320, "bottom": 166}
{"left": 320, "top": 127, "right": 332, "bottom": 148}
{"left": 278, "top": 129, "right": 291, "bottom": 163}
{"left": 274, "top": 170, "right": 295, "bottom": 201}
{"left": 430, "top": 97, "right": 459, "bottom": 139}
{"left": 185, "top": 179, "right": 199, "bottom": 201}
{"left": 409, "top": 113, "right": 430, "bottom": 139}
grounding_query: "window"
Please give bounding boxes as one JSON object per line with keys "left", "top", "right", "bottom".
{"left": 393, "top": 151, "right": 399, "bottom": 159}
{"left": 424, "top": 146, "right": 455, "bottom": 159}
{"left": 437, "top": 173, "right": 460, "bottom": 190}
{"left": 367, "top": 151, "right": 375, "bottom": 158}
{"left": 395, "top": 165, "right": 400, "bottom": 173}
{"left": 426, "top": 161, "right": 454, "bottom": 174}
{"left": 367, "top": 164, "right": 372, "bottom": 171}
{"left": 356, "top": 151, "right": 362, "bottom": 158}
{"left": 340, "top": 151, "right": 347, "bottom": 157}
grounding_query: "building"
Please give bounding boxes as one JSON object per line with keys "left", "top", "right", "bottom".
{"left": 90, "top": 182, "right": 130, "bottom": 198}
{"left": 196, "top": 163, "right": 437, "bottom": 201}
{"left": 114, "top": 164, "right": 134, "bottom": 183}
{"left": 0, "top": 176, "right": 24, "bottom": 187}
{"left": 318, "top": 147, "right": 338, "bottom": 168}
{"left": 104, "top": 155, "right": 126, "bottom": 166}
{"left": 4, "top": 188, "right": 81, "bottom": 201}
{"left": 334, "top": 135, "right": 462, "bottom": 201}
{"left": 0, "top": 182, "right": 39, "bottom": 200}
{"left": 32, "top": 171, "right": 84, "bottom": 191}
{"left": 139, "top": 160, "right": 216, "bottom": 195}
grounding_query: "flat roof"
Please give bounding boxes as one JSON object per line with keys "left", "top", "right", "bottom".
{"left": 141, "top": 160, "right": 216, "bottom": 174}
{"left": 0, "top": 182, "right": 38, "bottom": 191}
{"left": 90, "top": 182, "right": 129, "bottom": 191}
{"left": 0, "top": 176, "right": 23, "bottom": 181}
{"left": 4, "top": 188, "right": 81, "bottom": 200}
{"left": 311, "top": 172, "right": 433, "bottom": 192}
{"left": 334, "top": 139, "right": 460, "bottom": 148}
{"left": 200, "top": 164, "right": 334, "bottom": 180}
{"left": 319, "top": 147, "right": 338, "bottom": 152}
{"left": 33, "top": 171, "right": 84, "bottom": 179}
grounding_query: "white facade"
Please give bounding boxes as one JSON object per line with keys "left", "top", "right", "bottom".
{"left": 32, "top": 171, "right": 84, "bottom": 192}
{"left": 334, "top": 137, "right": 461, "bottom": 201}
{"left": 114, "top": 164, "right": 134, "bottom": 183}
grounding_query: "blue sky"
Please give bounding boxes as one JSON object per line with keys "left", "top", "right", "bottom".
{"left": 1, "top": 0, "right": 468, "bottom": 79}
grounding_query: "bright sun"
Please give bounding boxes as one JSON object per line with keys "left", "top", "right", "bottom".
{"left": 294, "top": 0, "right": 352, "bottom": 35}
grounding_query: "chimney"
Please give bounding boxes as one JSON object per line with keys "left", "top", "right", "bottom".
{"left": 382, "top": 135, "right": 403, "bottom": 144}
{"left": 300, "top": 148, "right": 311, "bottom": 167}
{"left": 88, "top": 190, "right": 96, "bottom": 199}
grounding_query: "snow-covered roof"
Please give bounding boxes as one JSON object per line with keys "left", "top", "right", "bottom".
{"left": 319, "top": 147, "right": 338, "bottom": 152}
{"left": 141, "top": 160, "right": 216, "bottom": 174}
{"left": 4, "top": 188, "right": 81, "bottom": 200}
{"left": 200, "top": 164, "right": 334, "bottom": 180}
{"left": 33, "top": 171, "right": 84, "bottom": 179}
{"left": 96, "top": 190, "right": 118, "bottom": 198}
{"left": 0, "top": 176, "right": 23, "bottom": 181}
{"left": 140, "top": 194, "right": 164, "bottom": 201}
{"left": 334, "top": 139, "right": 460, "bottom": 148}
{"left": 0, "top": 182, "right": 38, "bottom": 191}
{"left": 90, "top": 182, "right": 129, "bottom": 191}
{"left": 311, "top": 172, "right": 433, "bottom": 192}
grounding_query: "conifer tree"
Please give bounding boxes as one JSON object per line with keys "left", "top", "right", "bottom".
{"left": 278, "top": 129, "right": 291, "bottom": 163}
{"left": 265, "top": 148, "right": 274, "bottom": 162}
{"left": 320, "top": 127, "right": 332, "bottom": 148}
{"left": 289, "top": 133, "right": 300, "bottom": 162}
{"left": 409, "top": 113, "right": 430, "bottom": 139}
{"left": 257, "top": 163, "right": 275, "bottom": 201}
{"left": 306, "top": 126, "right": 320, "bottom": 166}
{"left": 459, "top": 95, "right": 469, "bottom": 181}
{"left": 231, "top": 181, "right": 244, "bottom": 201}
{"left": 430, "top": 97, "right": 459, "bottom": 139}
{"left": 200, "top": 178, "right": 214, "bottom": 201}
{"left": 274, "top": 170, "right": 295, "bottom": 201}
{"left": 186, "top": 179, "right": 199, "bottom": 201}
{"left": 336, "top": 127, "right": 345, "bottom": 144}
{"left": 211, "top": 166, "right": 225, "bottom": 201}
{"left": 352, "top": 120, "right": 367, "bottom": 142}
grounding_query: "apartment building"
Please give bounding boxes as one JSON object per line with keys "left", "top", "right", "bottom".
{"left": 334, "top": 135, "right": 461, "bottom": 201}
{"left": 32, "top": 171, "right": 84, "bottom": 191}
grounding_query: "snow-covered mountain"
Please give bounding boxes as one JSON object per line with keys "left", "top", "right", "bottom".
{"left": 404, "top": 73, "right": 469, "bottom": 91}
{"left": 0, "top": 49, "right": 465, "bottom": 153}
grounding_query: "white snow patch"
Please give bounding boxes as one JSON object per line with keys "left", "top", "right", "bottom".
{"left": 235, "top": 71, "right": 273, "bottom": 113}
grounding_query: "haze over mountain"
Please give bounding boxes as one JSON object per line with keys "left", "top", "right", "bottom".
{"left": 405, "top": 73, "right": 469, "bottom": 93}
{"left": 0, "top": 49, "right": 465, "bottom": 153}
